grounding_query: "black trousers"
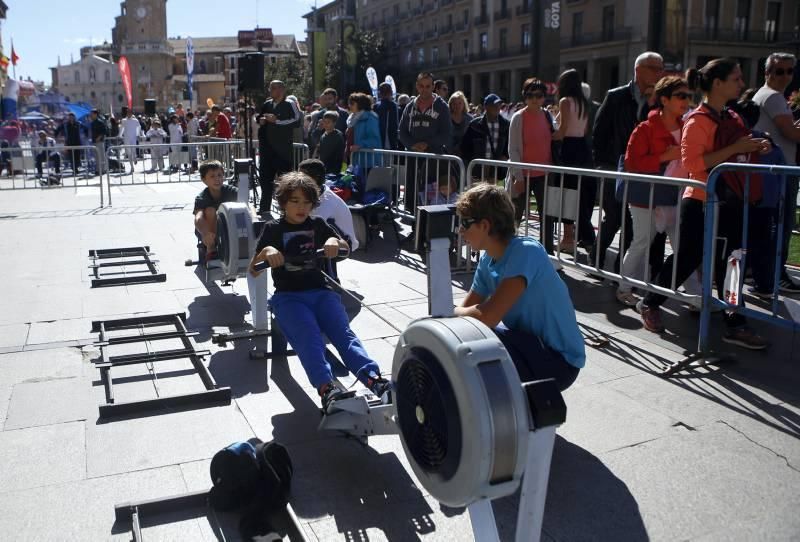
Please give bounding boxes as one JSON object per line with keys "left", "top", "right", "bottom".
{"left": 512, "top": 176, "right": 555, "bottom": 255}
{"left": 258, "top": 154, "right": 292, "bottom": 213}
{"left": 559, "top": 137, "right": 596, "bottom": 245}
{"left": 643, "top": 197, "right": 747, "bottom": 328}
{"left": 36, "top": 152, "right": 61, "bottom": 176}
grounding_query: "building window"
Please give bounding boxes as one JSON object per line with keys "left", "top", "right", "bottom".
{"left": 480, "top": 32, "right": 488, "bottom": 54}
{"left": 406, "top": 50, "right": 413, "bottom": 65}
{"left": 734, "top": 0, "right": 751, "bottom": 40}
{"left": 447, "top": 42, "right": 453, "bottom": 63}
{"left": 521, "top": 24, "right": 531, "bottom": 51}
{"left": 104, "top": 69, "right": 111, "bottom": 82}
{"left": 765, "top": 1, "right": 780, "bottom": 41}
{"left": 418, "top": 47, "right": 425, "bottom": 64}
{"left": 602, "top": 5, "right": 615, "bottom": 41}
{"left": 499, "top": 28, "right": 507, "bottom": 54}
{"left": 572, "top": 12, "right": 583, "bottom": 46}
{"left": 432, "top": 46, "right": 439, "bottom": 64}
{"left": 463, "top": 39, "right": 469, "bottom": 62}
{"left": 89, "top": 67, "right": 96, "bottom": 82}
{"left": 231, "top": 73, "right": 236, "bottom": 86}
{"left": 74, "top": 71, "right": 80, "bottom": 83}
{"left": 480, "top": 0, "right": 487, "bottom": 18}
{"left": 215, "top": 57, "right": 222, "bottom": 73}
{"left": 463, "top": 9, "right": 469, "bottom": 25}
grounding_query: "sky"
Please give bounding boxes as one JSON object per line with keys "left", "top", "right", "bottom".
{"left": 3, "top": 0, "right": 335, "bottom": 84}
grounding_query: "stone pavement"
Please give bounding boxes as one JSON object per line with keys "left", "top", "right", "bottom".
{"left": 0, "top": 179, "right": 798, "bottom": 541}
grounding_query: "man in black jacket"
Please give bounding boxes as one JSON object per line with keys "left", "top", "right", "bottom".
{"left": 460, "top": 93, "right": 509, "bottom": 180}
{"left": 90, "top": 110, "right": 108, "bottom": 176}
{"left": 591, "top": 51, "right": 664, "bottom": 272}
{"left": 56, "top": 113, "right": 86, "bottom": 174}
{"left": 307, "top": 88, "right": 348, "bottom": 155}
{"left": 373, "top": 83, "right": 399, "bottom": 150}
{"left": 258, "top": 80, "right": 302, "bottom": 214}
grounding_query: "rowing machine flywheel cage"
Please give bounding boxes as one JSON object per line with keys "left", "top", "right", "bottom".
{"left": 217, "top": 202, "right": 256, "bottom": 280}
{"left": 392, "top": 316, "right": 530, "bottom": 507}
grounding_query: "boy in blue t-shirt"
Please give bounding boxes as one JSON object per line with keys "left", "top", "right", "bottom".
{"left": 453, "top": 183, "right": 585, "bottom": 391}
{"left": 249, "top": 172, "right": 390, "bottom": 411}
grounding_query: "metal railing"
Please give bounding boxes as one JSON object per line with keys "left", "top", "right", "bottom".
{"left": 104, "top": 140, "right": 245, "bottom": 206}
{"left": 0, "top": 143, "right": 104, "bottom": 206}
{"left": 467, "top": 159, "right": 707, "bottom": 295}
{"left": 697, "top": 163, "right": 800, "bottom": 356}
{"left": 292, "top": 142, "right": 310, "bottom": 170}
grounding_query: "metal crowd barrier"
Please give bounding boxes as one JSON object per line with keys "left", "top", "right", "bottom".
{"left": 292, "top": 142, "right": 309, "bottom": 170}
{"left": 105, "top": 140, "right": 246, "bottom": 205}
{"left": 696, "top": 162, "right": 800, "bottom": 361}
{"left": 0, "top": 143, "right": 105, "bottom": 206}
{"left": 467, "top": 158, "right": 707, "bottom": 301}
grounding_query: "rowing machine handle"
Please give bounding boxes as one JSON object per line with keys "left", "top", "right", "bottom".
{"left": 252, "top": 248, "right": 349, "bottom": 272}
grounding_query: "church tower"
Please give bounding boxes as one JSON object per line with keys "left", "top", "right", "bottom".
{"left": 111, "top": 0, "right": 174, "bottom": 111}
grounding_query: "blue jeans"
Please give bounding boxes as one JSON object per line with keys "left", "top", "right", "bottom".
{"left": 493, "top": 324, "right": 580, "bottom": 392}
{"left": 270, "top": 288, "right": 380, "bottom": 389}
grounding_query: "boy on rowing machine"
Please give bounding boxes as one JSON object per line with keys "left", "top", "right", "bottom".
{"left": 193, "top": 160, "right": 238, "bottom": 261}
{"left": 249, "top": 172, "right": 391, "bottom": 412}
{"left": 453, "top": 183, "right": 585, "bottom": 391}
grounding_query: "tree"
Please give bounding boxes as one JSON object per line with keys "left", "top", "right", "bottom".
{"left": 324, "top": 30, "right": 389, "bottom": 96}
{"left": 262, "top": 55, "right": 313, "bottom": 105}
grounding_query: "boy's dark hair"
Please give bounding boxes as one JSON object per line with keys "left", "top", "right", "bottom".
{"left": 455, "top": 183, "right": 516, "bottom": 241}
{"left": 297, "top": 159, "right": 326, "bottom": 188}
{"left": 199, "top": 160, "right": 224, "bottom": 179}
{"left": 322, "top": 110, "right": 339, "bottom": 122}
{"left": 274, "top": 171, "right": 320, "bottom": 209}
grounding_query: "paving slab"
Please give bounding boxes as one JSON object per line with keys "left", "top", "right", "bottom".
{"left": 0, "top": 464, "right": 194, "bottom": 541}
{"left": 598, "top": 421, "right": 800, "bottom": 541}
{"left": 0, "top": 347, "right": 85, "bottom": 387}
{"left": 85, "top": 404, "right": 254, "bottom": 478}
{"left": 557, "top": 384, "right": 679, "bottom": 455}
{"left": 0, "top": 323, "right": 29, "bottom": 349}
{"left": 4, "top": 377, "right": 95, "bottom": 430}
{"left": 0, "top": 421, "right": 86, "bottom": 493}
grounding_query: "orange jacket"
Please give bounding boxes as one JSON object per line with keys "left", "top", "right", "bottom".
{"left": 680, "top": 109, "right": 717, "bottom": 201}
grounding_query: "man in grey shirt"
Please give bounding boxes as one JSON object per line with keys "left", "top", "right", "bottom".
{"left": 753, "top": 52, "right": 800, "bottom": 293}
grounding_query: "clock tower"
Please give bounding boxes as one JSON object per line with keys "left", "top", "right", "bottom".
{"left": 111, "top": 0, "right": 174, "bottom": 111}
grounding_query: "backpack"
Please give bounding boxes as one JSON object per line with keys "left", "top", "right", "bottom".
{"left": 751, "top": 130, "right": 786, "bottom": 208}
{"left": 685, "top": 104, "right": 763, "bottom": 203}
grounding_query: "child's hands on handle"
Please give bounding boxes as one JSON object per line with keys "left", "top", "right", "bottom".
{"left": 323, "top": 237, "right": 341, "bottom": 259}
{"left": 250, "top": 246, "right": 283, "bottom": 277}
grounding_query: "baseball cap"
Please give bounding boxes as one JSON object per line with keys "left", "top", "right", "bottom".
{"left": 483, "top": 94, "right": 502, "bottom": 106}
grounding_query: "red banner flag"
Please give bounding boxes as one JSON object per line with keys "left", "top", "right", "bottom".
{"left": 118, "top": 56, "right": 133, "bottom": 111}
{"left": 10, "top": 45, "right": 19, "bottom": 66}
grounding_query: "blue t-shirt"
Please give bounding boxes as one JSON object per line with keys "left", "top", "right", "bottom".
{"left": 471, "top": 236, "right": 586, "bottom": 368}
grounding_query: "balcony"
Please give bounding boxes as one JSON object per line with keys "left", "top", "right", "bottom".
{"left": 688, "top": 27, "right": 800, "bottom": 44}
{"left": 440, "top": 24, "right": 452, "bottom": 34}
{"left": 426, "top": 29, "right": 439, "bottom": 39}
{"left": 516, "top": 2, "right": 532, "bottom": 15}
{"left": 412, "top": 7, "right": 424, "bottom": 17}
{"left": 454, "top": 21, "right": 470, "bottom": 32}
{"left": 474, "top": 13, "right": 489, "bottom": 26}
{"left": 561, "top": 27, "right": 633, "bottom": 48}
{"left": 494, "top": 8, "right": 510, "bottom": 21}
{"left": 399, "top": 11, "right": 410, "bottom": 20}
{"left": 423, "top": 3, "right": 437, "bottom": 12}
{"left": 441, "top": 0, "right": 453, "bottom": 5}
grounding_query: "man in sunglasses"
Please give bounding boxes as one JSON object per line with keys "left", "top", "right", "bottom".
{"left": 752, "top": 52, "right": 800, "bottom": 294}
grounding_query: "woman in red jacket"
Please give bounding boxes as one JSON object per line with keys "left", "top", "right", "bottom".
{"left": 616, "top": 76, "right": 690, "bottom": 306}
{"left": 637, "top": 58, "right": 771, "bottom": 350}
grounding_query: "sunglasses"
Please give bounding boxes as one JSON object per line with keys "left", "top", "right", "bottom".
{"left": 773, "top": 68, "right": 794, "bottom": 76}
{"left": 524, "top": 91, "right": 544, "bottom": 99}
{"left": 671, "top": 92, "right": 692, "bottom": 100}
{"left": 459, "top": 216, "right": 481, "bottom": 229}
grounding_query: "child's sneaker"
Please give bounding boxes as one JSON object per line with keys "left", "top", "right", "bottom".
{"left": 636, "top": 299, "right": 664, "bottom": 333}
{"left": 319, "top": 381, "right": 345, "bottom": 413}
{"left": 365, "top": 372, "right": 392, "bottom": 399}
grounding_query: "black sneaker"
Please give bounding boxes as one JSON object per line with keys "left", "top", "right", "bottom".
{"left": 319, "top": 381, "right": 345, "bottom": 413}
{"left": 365, "top": 372, "right": 392, "bottom": 399}
{"left": 778, "top": 278, "right": 800, "bottom": 295}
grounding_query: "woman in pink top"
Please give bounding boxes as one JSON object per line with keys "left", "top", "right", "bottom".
{"left": 638, "top": 57, "right": 770, "bottom": 350}
{"left": 508, "top": 78, "right": 555, "bottom": 254}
